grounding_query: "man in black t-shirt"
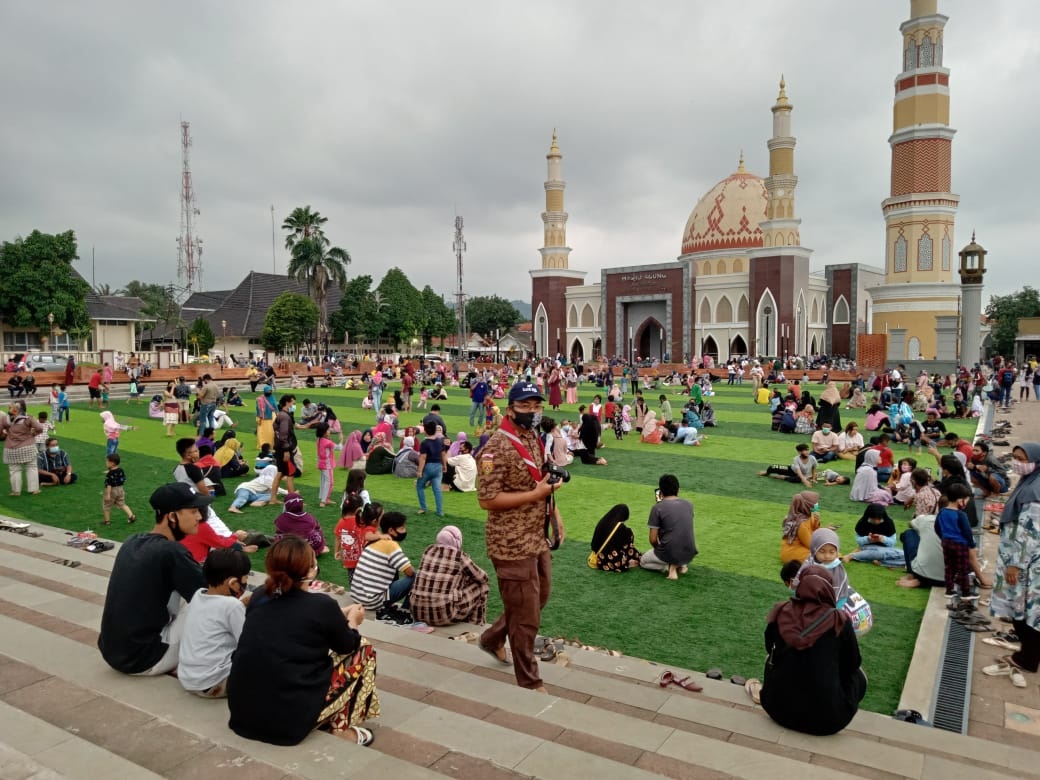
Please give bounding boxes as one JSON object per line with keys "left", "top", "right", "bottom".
{"left": 98, "top": 483, "right": 209, "bottom": 675}
{"left": 920, "top": 409, "right": 947, "bottom": 446}
{"left": 422, "top": 404, "right": 449, "bottom": 438}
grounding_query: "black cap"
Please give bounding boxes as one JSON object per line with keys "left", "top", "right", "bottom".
{"left": 149, "top": 483, "right": 213, "bottom": 514}
{"left": 508, "top": 381, "right": 543, "bottom": 403}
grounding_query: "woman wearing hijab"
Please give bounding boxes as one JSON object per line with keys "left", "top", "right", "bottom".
{"left": 640, "top": 410, "right": 665, "bottom": 444}
{"left": 254, "top": 386, "right": 277, "bottom": 451}
{"left": 989, "top": 443, "right": 1040, "bottom": 677}
{"left": 364, "top": 432, "right": 396, "bottom": 475}
{"left": 410, "top": 525, "right": 489, "bottom": 627}
{"left": 842, "top": 504, "right": 905, "bottom": 567}
{"left": 780, "top": 491, "right": 821, "bottom": 565}
{"left": 815, "top": 382, "right": 842, "bottom": 432}
{"left": 849, "top": 449, "right": 881, "bottom": 502}
{"left": 447, "top": 431, "right": 467, "bottom": 458}
{"left": 338, "top": 429, "right": 366, "bottom": 469}
{"left": 274, "top": 492, "right": 328, "bottom": 554}
{"left": 752, "top": 565, "right": 867, "bottom": 735}
{"left": 215, "top": 437, "right": 250, "bottom": 478}
{"left": 590, "top": 504, "right": 642, "bottom": 572}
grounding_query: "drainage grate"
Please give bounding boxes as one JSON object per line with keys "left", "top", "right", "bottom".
{"left": 931, "top": 619, "right": 975, "bottom": 733}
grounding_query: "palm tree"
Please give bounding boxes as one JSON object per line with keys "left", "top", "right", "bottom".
{"left": 94, "top": 283, "right": 113, "bottom": 296}
{"left": 287, "top": 236, "right": 350, "bottom": 351}
{"left": 282, "top": 206, "right": 328, "bottom": 251}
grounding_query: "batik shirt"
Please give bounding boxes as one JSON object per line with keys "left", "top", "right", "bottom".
{"left": 478, "top": 428, "right": 547, "bottom": 561}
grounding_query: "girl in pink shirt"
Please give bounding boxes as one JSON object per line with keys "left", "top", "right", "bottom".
{"left": 316, "top": 422, "right": 336, "bottom": 507}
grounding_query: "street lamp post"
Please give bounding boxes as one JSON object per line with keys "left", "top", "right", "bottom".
{"left": 221, "top": 320, "right": 227, "bottom": 366}
{"left": 47, "top": 312, "right": 54, "bottom": 348}
{"left": 556, "top": 327, "right": 560, "bottom": 359}
{"left": 763, "top": 306, "right": 772, "bottom": 358}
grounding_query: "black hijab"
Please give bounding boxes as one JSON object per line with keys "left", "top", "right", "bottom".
{"left": 854, "top": 503, "right": 896, "bottom": 538}
{"left": 591, "top": 504, "right": 632, "bottom": 552}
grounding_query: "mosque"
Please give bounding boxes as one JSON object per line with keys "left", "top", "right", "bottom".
{"left": 530, "top": 0, "right": 965, "bottom": 367}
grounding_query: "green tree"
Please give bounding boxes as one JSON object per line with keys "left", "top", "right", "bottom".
{"left": 0, "top": 230, "right": 90, "bottom": 333}
{"left": 375, "top": 268, "right": 422, "bottom": 348}
{"left": 418, "top": 286, "right": 454, "bottom": 353}
{"left": 986, "top": 286, "right": 1040, "bottom": 358}
{"left": 329, "top": 275, "right": 385, "bottom": 347}
{"left": 465, "top": 295, "right": 521, "bottom": 338}
{"left": 186, "top": 317, "right": 215, "bottom": 356}
{"left": 119, "top": 280, "right": 181, "bottom": 345}
{"left": 260, "top": 293, "right": 318, "bottom": 354}
{"left": 282, "top": 206, "right": 328, "bottom": 250}
{"left": 287, "top": 236, "right": 350, "bottom": 349}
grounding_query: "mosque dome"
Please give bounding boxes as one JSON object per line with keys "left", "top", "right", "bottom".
{"left": 680, "top": 159, "right": 768, "bottom": 256}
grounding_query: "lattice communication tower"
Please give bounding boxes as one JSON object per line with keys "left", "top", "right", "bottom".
{"left": 176, "top": 121, "right": 203, "bottom": 293}
{"left": 453, "top": 215, "right": 467, "bottom": 359}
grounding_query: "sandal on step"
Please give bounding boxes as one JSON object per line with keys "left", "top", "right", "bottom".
{"left": 744, "top": 678, "right": 762, "bottom": 705}
{"left": 706, "top": 668, "right": 723, "bottom": 680}
{"left": 336, "top": 725, "right": 374, "bottom": 746}
{"left": 657, "top": 671, "right": 702, "bottom": 692}
{"left": 478, "top": 642, "right": 511, "bottom": 665}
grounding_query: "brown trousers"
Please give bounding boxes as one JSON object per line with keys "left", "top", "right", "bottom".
{"left": 481, "top": 550, "right": 552, "bottom": 689}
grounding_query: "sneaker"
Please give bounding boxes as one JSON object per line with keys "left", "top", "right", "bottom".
{"left": 392, "top": 609, "right": 414, "bottom": 626}
{"left": 375, "top": 606, "right": 397, "bottom": 623}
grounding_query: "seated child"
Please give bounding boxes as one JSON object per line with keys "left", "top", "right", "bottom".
{"left": 177, "top": 548, "right": 251, "bottom": 697}
{"left": 842, "top": 503, "right": 905, "bottom": 568}
{"left": 334, "top": 500, "right": 386, "bottom": 578}
{"left": 349, "top": 511, "right": 414, "bottom": 623}
{"left": 254, "top": 443, "right": 275, "bottom": 473}
{"left": 798, "top": 528, "right": 852, "bottom": 608}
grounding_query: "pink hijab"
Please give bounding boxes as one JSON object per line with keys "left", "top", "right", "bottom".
{"left": 447, "top": 431, "right": 467, "bottom": 458}
{"left": 436, "top": 525, "right": 462, "bottom": 550}
{"left": 338, "top": 429, "right": 364, "bottom": 468}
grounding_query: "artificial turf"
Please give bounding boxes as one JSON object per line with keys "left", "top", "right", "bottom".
{"left": 0, "top": 377, "right": 977, "bottom": 714}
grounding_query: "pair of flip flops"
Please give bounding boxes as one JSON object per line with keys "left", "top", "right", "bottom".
{"left": 658, "top": 670, "right": 702, "bottom": 693}
{"left": 982, "top": 636, "right": 1021, "bottom": 651}
{"left": 706, "top": 668, "right": 747, "bottom": 686}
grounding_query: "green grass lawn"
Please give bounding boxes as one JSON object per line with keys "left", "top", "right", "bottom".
{"left": 0, "top": 379, "right": 977, "bottom": 713}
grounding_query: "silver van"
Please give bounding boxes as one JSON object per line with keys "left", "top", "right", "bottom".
{"left": 26, "top": 353, "right": 69, "bottom": 372}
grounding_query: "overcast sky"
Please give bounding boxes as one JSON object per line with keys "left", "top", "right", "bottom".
{"left": 1, "top": 1, "right": 1035, "bottom": 309}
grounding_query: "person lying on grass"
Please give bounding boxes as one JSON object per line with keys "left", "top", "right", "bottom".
{"left": 759, "top": 443, "right": 817, "bottom": 488}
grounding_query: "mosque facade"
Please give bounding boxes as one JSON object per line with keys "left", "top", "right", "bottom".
{"left": 530, "top": 0, "right": 961, "bottom": 367}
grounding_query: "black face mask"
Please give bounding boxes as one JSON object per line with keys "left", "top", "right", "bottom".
{"left": 394, "top": 531, "right": 407, "bottom": 543}
{"left": 512, "top": 411, "right": 541, "bottom": 430}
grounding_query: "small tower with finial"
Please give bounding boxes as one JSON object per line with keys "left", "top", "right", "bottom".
{"left": 760, "top": 75, "right": 800, "bottom": 248}
{"left": 958, "top": 230, "right": 987, "bottom": 366}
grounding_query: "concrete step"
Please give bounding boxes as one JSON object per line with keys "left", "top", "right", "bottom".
{"left": 0, "top": 526, "right": 1035, "bottom": 780}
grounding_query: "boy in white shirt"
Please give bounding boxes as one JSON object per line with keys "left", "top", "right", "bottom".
{"left": 445, "top": 441, "right": 477, "bottom": 492}
{"left": 177, "top": 548, "right": 251, "bottom": 698}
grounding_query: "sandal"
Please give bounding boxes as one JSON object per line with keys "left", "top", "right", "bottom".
{"left": 657, "top": 671, "right": 703, "bottom": 692}
{"left": 983, "top": 637, "right": 1021, "bottom": 651}
{"left": 478, "top": 642, "right": 511, "bottom": 665}
{"left": 705, "top": 668, "right": 723, "bottom": 680}
{"left": 336, "top": 725, "right": 374, "bottom": 746}
{"left": 1011, "top": 670, "right": 1028, "bottom": 688}
{"left": 539, "top": 644, "right": 558, "bottom": 662}
{"left": 744, "top": 678, "right": 762, "bottom": 705}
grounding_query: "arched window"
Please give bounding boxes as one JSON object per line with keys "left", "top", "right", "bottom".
{"left": 732, "top": 258, "right": 743, "bottom": 273}
{"left": 811, "top": 298, "right": 819, "bottom": 324}
{"left": 700, "top": 261, "right": 712, "bottom": 276}
{"left": 832, "top": 295, "right": 850, "bottom": 325}
{"left": 918, "top": 235, "right": 933, "bottom": 271}
{"left": 894, "top": 236, "right": 908, "bottom": 273}
{"left": 568, "top": 305, "right": 578, "bottom": 328}
{"left": 737, "top": 295, "right": 749, "bottom": 322}
{"left": 716, "top": 259, "right": 728, "bottom": 275}
{"left": 700, "top": 298, "right": 712, "bottom": 324}
{"left": 942, "top": 234, "right": 951, "bottom": 271}
{"left": 717, "top": 296, "right": 733, "bottom": 323}
{"left": 581, "top": 304, "right": 595, "bottom": 328}
{"left": 907, "top": 336, "right": 922, "bottom": 360}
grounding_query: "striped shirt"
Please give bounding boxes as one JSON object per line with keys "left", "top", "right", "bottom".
{"left": 349, "top": 539, "right": 411, "bottom": 608}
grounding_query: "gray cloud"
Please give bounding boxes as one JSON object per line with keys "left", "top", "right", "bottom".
{"left": 1, "top": 1, "right": 1034, "bottom": 308}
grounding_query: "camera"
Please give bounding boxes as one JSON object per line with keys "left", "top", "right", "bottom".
{"left": 544, "top": 463, "right": 571, "bottom": 485}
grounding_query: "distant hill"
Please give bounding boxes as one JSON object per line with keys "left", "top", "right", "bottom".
{"left": 446, "top": 298, "right": 531, "bottom": 321}
{"left": 512, "top": 299, "right": 531, "bottom": 320}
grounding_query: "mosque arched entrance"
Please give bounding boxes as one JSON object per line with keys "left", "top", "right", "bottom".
{"left": 730, "top": 335, "right": 748, "bottom": 357}
{"left": 570, "top": 339, "right": 584, "bottom": 363}
{"left": 636, "top": 318, "right": 665, "bottom": 361}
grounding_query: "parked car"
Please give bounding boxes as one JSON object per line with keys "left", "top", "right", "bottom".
{"left": 26, "top": 353, "right": 70, "bottom": 372}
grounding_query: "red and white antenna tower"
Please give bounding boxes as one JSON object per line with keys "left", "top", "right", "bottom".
{"left": 176, "top": 120, "right": 203, "bottom": 293}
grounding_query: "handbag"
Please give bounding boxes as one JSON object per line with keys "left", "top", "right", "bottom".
{"left": 588, "top": 522, "right": 622, "bottom": 568}
{"left": 844, "top": 590, "right": 873, "bottom": 636}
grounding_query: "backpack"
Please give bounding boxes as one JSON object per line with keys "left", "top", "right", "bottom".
{"left": 1001, "top": 369, "right": 1014, "bottom": 386}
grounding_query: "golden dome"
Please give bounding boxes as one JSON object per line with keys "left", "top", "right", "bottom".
{"left": 680, "top": 163, "right": 768, "bottom": 255}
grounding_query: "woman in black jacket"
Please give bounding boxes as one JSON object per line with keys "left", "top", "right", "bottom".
{"left": 751, "top": 565, "right": 867, "bottom": 735}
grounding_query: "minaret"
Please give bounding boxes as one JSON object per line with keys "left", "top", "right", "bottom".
{"left": 759, "top": 76, "right": 800, "bottom": 249}
{"left": 870, "top": 0, "right": 960, "bottom": 362}
{"left": 539, "top": 130, "right": 571, "bottom": 270}
{"left": 530, "top": 131, "right": 585, "bottom": 358}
